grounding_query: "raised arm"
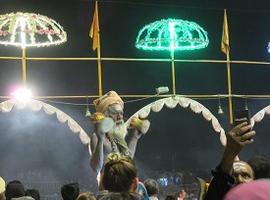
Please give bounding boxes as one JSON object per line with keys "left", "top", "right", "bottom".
{"left": 204, "top": 122, "right": 255, "bottom": 200}
{"left": 90, "top": 131, "right": 105, "bottom": 174}
{"left": 126, "top": 117, "right": 150, "bottom": 158}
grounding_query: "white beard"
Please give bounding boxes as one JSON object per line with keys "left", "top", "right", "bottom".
{"left": 108, "top": 120, "right": 127, "bottom": 139}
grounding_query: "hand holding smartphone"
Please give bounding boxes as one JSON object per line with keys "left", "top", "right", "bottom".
{"left": 233, "top": 109, "right": 250, "bottom": 126}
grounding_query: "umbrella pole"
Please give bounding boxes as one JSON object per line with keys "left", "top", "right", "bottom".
{"left": 171, "top": 50, "right": 176, "bottom": 95}
{"left": 22, "top": 47, "right": 27, "bottom": 86}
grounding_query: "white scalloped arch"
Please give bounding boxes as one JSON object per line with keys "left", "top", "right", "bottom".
{"left": 125, "top": 96, "right": 226, "bottom": 146}
{"left": 250, "top": 105, "right": 270, "bottom": 127}
{"left": 0, "top": 99, "right": 92, "bottom": 155}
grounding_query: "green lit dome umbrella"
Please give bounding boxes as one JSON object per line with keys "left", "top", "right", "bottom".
{"left": 0, "top": 12, "right": 67, "bottom": 86}
{"left": 135, "top": 18, "right": 209, "bottom": 94}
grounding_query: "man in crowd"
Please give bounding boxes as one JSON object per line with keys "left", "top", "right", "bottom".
{"left": 98, "top": 153, "right": 142, "bottom": 200}
{"left": 144, "top": 179, "right": 159, "bottom": 200}
{"left": 5, "top": 180, "right": 25, "bottom": 200}
{"left": 204, "top": 122, "right": 256, "bottom": 200}
{"left": 247, "top": 155, "right": 270, "bottom": 179}
{"left": 90, "top": 91, "right": 150, "bottom": 173}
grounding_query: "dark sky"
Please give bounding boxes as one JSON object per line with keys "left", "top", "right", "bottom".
{"left": 0, "top": 0, "right": 270, "bottom": 189}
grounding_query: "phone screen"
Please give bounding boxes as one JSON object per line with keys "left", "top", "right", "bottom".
{"left": 234, "top": 110, "right": 250, "bottom": 126}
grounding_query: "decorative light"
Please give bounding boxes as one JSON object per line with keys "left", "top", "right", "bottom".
{"left": 85, "top": 109, "right": 91, "bottom": 117}
{"left": 156, "top": 86, "right": 169, "bottom": 95}
{"left": 0, "top": 12, "right": 67, "bottom": 48}
{"left": 135, "top": 18, "right": 209, "bottom": 51}
{"left": 245, "top": 98, "right": 249, "bottom": 111}
{"left": 11, "top": 87, "right": 32, "bottom": 102}
{"left": 218, "top": 98, "right": 224, "bottom": 114}
{"left": 135, "top": 18, "right": 209, "bottom": 95}
{"left": 85, "top": 97, "right": 91, "bottom": 117}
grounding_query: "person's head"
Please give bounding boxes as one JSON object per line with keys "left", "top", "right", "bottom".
{"left": 106, "top": 104, "right": 124, "bottom": 124}
{"left": 76, "top": 192, "right": 96, "bottom": 200}
{"left": 5, "top": 180, "right": 25, "bottom": 200}
{"left": 94, "top": 91, "right": 124, "bottom": 124}
{"left": 164, "top": 195, "right": 175, "bottom": 200}
{"left": 224, "top": 179, "right": 270, "bottom": 200}
{"left": 100, "top": 192, "right": 140, "bottom": 200}
{"left": 248, "top": 155, "right": 270, "bottom": 179}
{"left": 233, "top": 161, "right": 254, "bottom": 185}
{"left": 102, "top": 153, "right": 138, "bottom": 193}
{"left": 107, "top": 104, "right": 127, "bottom": 140}
{"left": 25, "top": 189, "right": 40, "bottom": 200}
{"left": 143, "top": 179, "right": 159, "bottom": 197}
{"left": 61, "top": 182, "right": 80, "bottom": 200}
{"left": 0, "top": 177, "right": 5, "bottom": 200}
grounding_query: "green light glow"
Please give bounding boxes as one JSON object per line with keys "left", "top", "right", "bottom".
{"left": 135, "top": 18, "right": 209, "bottom": 51}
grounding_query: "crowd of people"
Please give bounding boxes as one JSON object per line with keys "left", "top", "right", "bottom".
{"left": 1, "top": 91, "right": 270, "bottom": 200}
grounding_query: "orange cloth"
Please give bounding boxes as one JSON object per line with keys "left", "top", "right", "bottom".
{"left": 89, "top": 1, "right": 99, "bottom": 51}
{"left": 93, "top": 91, "right": 124, "bottom": 113}
{"left": 221, "top": 9, "right": 229, "bottom": 55}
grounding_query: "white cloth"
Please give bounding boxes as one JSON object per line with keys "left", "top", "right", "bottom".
{"left": 149, "top": 196, "right": 159, "bottom": 200}
{"left": 0, "top": 177, "right": 5, "bottom": 193}
{"left": 12, "top": 197, "right": 35, "bottom": 200}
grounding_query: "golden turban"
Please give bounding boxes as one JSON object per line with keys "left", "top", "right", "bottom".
{"left": 93, "top": 91, "right": 124, "bottom": 113}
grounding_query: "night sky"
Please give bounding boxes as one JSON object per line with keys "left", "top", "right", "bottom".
{"left": 0, "top": 0, "right": 270, "bottom": 190}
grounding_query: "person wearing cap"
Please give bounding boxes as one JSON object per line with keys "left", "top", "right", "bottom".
{"left": 0, "top": 177, "right": 5, "bottom": 200}
{"left": 89, "top": 91, "right": 150, "bottom": 173}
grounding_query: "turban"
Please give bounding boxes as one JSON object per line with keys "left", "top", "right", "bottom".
{"left": 93, "top": 91, "right": 124, "bottom": 113}
{"left": 224, "top": 179, "right": 270, "bottom": 200}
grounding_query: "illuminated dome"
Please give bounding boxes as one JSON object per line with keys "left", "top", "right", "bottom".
{"left": 0, "top": 12, "right": 67, "bottom": 48}
{"left": 135, "top": 18, "right": 209, "bottom": 51}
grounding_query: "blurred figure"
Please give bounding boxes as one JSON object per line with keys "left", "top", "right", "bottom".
{"left": 224, "top": 179, "right": 270, "bottom": 200}
{"left": 76, "top": 192, "right": 96, "bottom": 200}
{"left": 61, "top": 183, "right": 80, "bottom": 200}
{"left": 144, "top": 179, "right": 159, "bottom": 200}
{"left": 136, "top": 182, "right": 149, "bottom": 200}
{"left": 232, "top": 161, "right": 254, "bottom": 184}
{"left": 5, "top": 180, "right": 25, "bottom": 200}
{"left": 176, "top": 190, "right": 186, "bottom": 200}
{"left": 164, "top": 195, "right": 175, "bottom": 200}
{"left": 11, "top": 197, "right": 34, "bottom": 200}
{"left": 248, "top": 155, "right": 270, "bottom": 179}
{"left": 25, "top": 189, "right": 40, "bottom": 200}
{"left": 99, "top": 192, "right": 140, "bottom": 200}
{"left": 197, "top": 177, "right": 209, "bottom": 200}
{"left": 0, "top": 177, "right": 5, "bottom": 200}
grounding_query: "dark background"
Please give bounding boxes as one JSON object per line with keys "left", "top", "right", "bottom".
{"left": 0, "top": 0, "right": 270, "bottom": 194}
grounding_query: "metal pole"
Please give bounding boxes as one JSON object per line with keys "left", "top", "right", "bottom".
{"left": 171, "top": 51, "right": 176, "bottom": 95}
{"left": 226, "top": 51, "right": 233, "bottom": 125}
{"left": 22, "top": 47, "right": 27, "bottom": 86}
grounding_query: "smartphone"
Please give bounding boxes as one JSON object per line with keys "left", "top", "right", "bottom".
{"left": 233, "top": 109, "right": 250, "bottom": 126}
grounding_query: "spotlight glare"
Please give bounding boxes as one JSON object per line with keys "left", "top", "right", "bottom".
{"left": 11, "top": 88, "right": 32, "bottom": 102}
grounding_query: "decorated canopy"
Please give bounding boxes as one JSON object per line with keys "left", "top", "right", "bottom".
{"left": 0, "top": 12, "right": 67, "bottom": 48}
{"left": 135, "top": 18, "right": 209, "bottom": 51}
